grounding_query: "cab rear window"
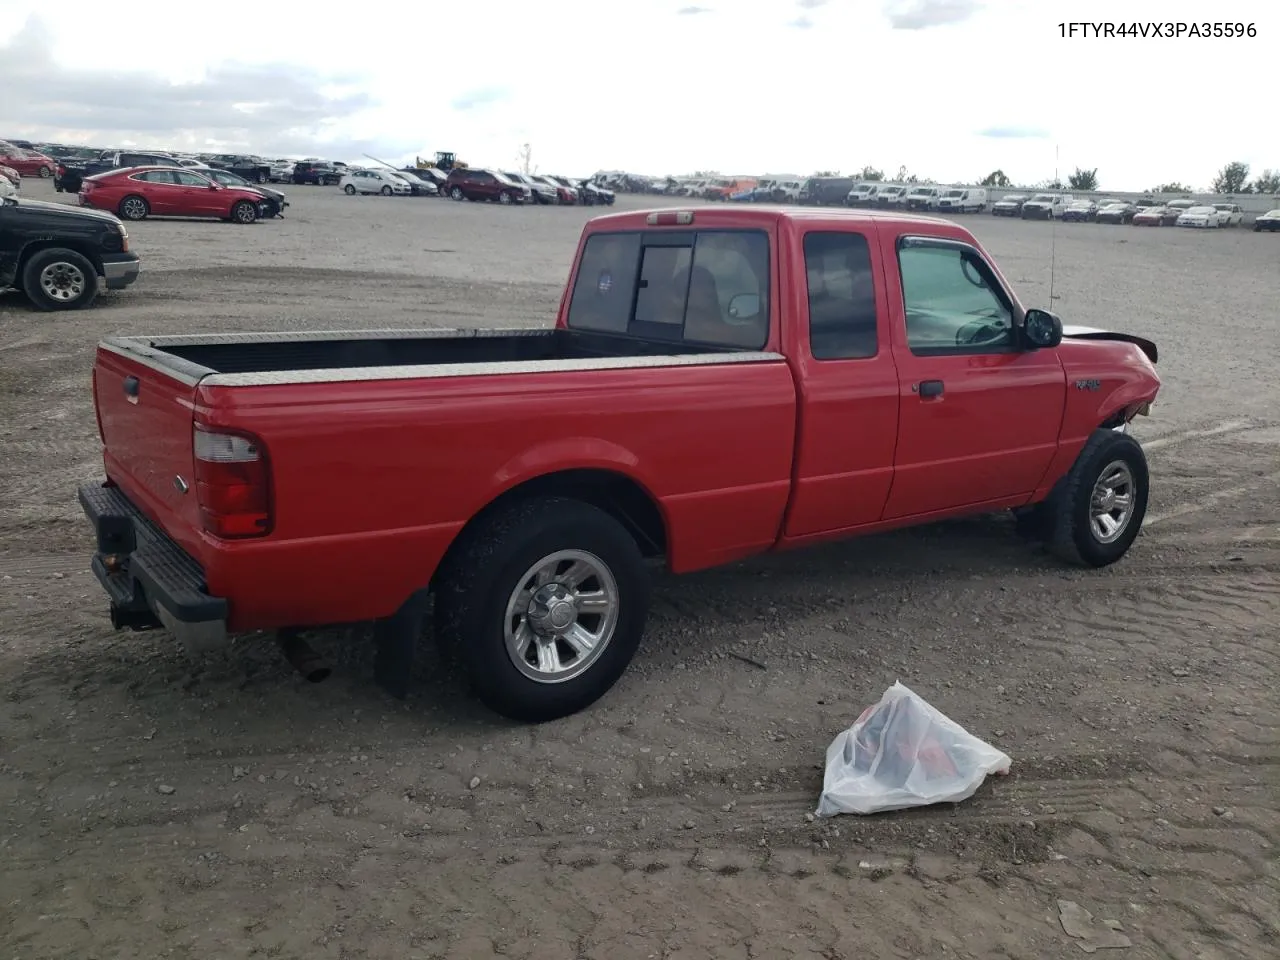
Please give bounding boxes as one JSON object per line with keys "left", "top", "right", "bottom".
{"left": 566, "top": 229, "right": 770, "bottom": 350}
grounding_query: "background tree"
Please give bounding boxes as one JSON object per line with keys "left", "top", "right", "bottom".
{"left": 894, "top": 165, "right": 912, "bottom": 182}
{"left": 980, "top": 169, "right": 1011, "bottom": 187}
{"left": 1212, "top": 161, "right": 1250, "bottom": 194}
{"left": 1249, "top": 169, "right": 1280, "bottom": 194}
{"left": 811, "top": 169, "right": 838, "bottom": 177}
{"left": 515, "top": 143, "right": 536, "bottom": 175}
{"left": 1067, "top": 167, "right": 1098, "bottom": 190}
{"left": 1153, "top": 182, "right": 1193, "bottom": 193}
{"left": 856, "top": 165, "right": 884, "bottom": 181}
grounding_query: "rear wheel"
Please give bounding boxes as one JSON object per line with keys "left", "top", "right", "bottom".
{"left": 344, "top": 184, "right": 356, "bottom": 195}
{"left": 21, "top": 247, "right": 99, "bottom": 311}
{"left": 38, "top": 165, "right": 52, "bottom": 178}
{"left": 380, "top": 185, "right": 392, "bottom": 196}
{"left": 434, "top": 497, "right": 651, "bottom": 722}
{"left": 118, "top": 195, "right": 149, "bottom": 220}
{"left": 256, "top": 171, "right": 267, "bottom": 183}
{"left": 450, "top": 186, "right": 464, "bottom": 201}
{"left": 1047, "top": 429, "right": 1149, "bottom": 567}
{"left": 498, "top": 190, "right": 513, "bottom": 204}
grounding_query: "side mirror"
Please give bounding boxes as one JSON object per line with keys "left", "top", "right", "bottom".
{"left": 726, "top": 293, "right": 762, "bottom": 322}
{"left": 1023, "top": 308, "right": 1063, "bottom": 349}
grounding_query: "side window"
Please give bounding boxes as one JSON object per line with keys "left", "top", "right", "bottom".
{"left": 134, "top": 170, "right": 177, "bottom": 184}
{"left": 803, "top": 231, "right": 878, "bottom": 359}
{"left": 173, "top": 171, "right": 209, "bottom": 185}
{"left": 896, "top": 239, "right": 1014, "bottom": 353}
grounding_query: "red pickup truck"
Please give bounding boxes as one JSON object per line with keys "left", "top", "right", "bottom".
{"left": 78, "top": 205, "right": 1160, "bottom": 721}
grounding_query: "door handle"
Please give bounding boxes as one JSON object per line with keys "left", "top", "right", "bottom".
{"left": 915, "top": 379, "right": 944, "bottom": 398}
{"left": 123, "top": 375, "right": 139, "bottom": 398}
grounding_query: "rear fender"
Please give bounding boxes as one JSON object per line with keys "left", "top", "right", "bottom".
{"left": 489, "top": 437, "right": 648, "bottom": 495}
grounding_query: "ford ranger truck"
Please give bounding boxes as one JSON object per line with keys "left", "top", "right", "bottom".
{"left": 78, "top": 206, "right": 1160, "bottom": 722}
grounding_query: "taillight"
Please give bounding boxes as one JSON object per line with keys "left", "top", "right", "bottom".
{"left": 193, "top": 424, "right": 272, "bottom": 538}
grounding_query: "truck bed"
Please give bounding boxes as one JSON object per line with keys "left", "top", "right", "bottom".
{"left": 107, "top": 327, "right": 744, "bottom": 383}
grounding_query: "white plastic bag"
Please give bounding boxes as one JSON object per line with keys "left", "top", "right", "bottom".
{"left": 816, "top": 681, "right": 1011, "bottom": 817}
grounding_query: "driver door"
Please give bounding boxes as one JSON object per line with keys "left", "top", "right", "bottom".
{"left": 880, "top": 233, "right": 1065, "bottom": 520}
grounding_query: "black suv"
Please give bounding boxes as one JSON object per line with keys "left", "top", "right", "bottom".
{"left": 206, "top": 155, "right": 272, "bottom": 183}
{"left": 0, "top": 194, "right": 140, "bottom": 310}
{"left": 292, "top": 161, "right": 342, "bottom": 186}
{"left": 55, "top": 151, "right": 182, "bottom": 193}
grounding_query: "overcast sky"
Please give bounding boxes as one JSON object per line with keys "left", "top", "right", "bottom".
{"left": 1, "top": 0, "right": 1272, "bottom": 190}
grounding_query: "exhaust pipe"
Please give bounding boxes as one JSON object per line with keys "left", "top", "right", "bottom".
{"left": 277, "top": 630, "right": 332, "bottom": 683}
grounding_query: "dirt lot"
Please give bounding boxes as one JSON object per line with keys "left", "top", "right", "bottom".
{"left": 2, "top": 180, "right": 1277, "bottom": 960}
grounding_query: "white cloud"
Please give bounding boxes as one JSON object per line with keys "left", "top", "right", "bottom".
{"left": 0, "top": 0, "right": 1272, "bottom": 190}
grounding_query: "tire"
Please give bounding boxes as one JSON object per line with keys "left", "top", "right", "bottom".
{"left": 256, "top": 171, "right": 267, "bottom": 183}
{"left": 118, "top": 195, "right": 149, "bottom": 221}
{"left": 380, "top": 185, "right": 392, "bottom": 196}
{"left": 433, "top": 496, "right": 651, "bottom": 722}
{"left": 498, "top": 191, "right": 512, "bottom": 204}
{"left": 1047, "top": 429, "right": 1149, "bottom": 567}
{"left": 450, "top": 186, "right": 464, "bottom": 201}
{"left": 230, "top": 200, "right": 257, "bottom": 224}
{"left": 344, "top": 184, "right": 356, "bottom": 195}
{"left": 38, "top": 165, "right": 52, "bottom": 178}
{"left": 21, "top": 247, "right": 99, "bottom": 312}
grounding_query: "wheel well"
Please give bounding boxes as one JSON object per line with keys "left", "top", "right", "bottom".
{"left": 18, "top": 240, "right": 104, "bottom": 278}
{"left": 433, "top": 469, "right": 668, "bottom": 584}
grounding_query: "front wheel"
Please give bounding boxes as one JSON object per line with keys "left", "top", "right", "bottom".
{"left": 1047, "top": 429, "right": 1149, "bottom": 567}
{"left": 450, "top": 186, "right": 464, "bottom": 201}
{"left": 21, "top": 247, "right": 99, "bottom": 311}
{"left": 381, "top": 185, "right": 392, "bottom": 196}
{"left": 230, "top": 200, "right": 258, "bottom": 224}
{"left": 498, "top": 190, "right": 512, "bottom": 204}
{"left": 434, "top": 497, "right": 651, "bottom": 722}
{"left": 344, "top": 184, "right": 356, "bottom": 195}
{"left": 38, "top": 165, "right": 52, "bottom": 178}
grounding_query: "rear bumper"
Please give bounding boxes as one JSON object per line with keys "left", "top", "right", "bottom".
{"left": 78, "top": 481, "right": 229, "bottom": 650}
{"left": 101, "top": 253, "right": 140, "bottom": 290}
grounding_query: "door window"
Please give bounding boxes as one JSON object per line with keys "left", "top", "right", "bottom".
{"left": 803, "top": 231, "right": 878, "bottom": 359}
{"left": 896, "top": 239, "right": 1015, "bottom": 354}
{"left": 173, "top": 171, "right": 211, "bottom": 186}
{"left": 132, "top": 170, "right": 178, "bottom": 184}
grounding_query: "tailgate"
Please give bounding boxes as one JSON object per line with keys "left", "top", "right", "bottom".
{"left": 93, "top": 347, "right": 205, "bottom": 557}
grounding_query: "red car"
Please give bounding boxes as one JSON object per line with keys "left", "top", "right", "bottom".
{"left": 77, "top": 206, "right": 1160, "bottom": 722}
{"left": 442, "top": 167, "right": 531, "bottom": 203}
{"left": 0, "top": 141, "right": 56, "bottom": 178}
{"left": 79, "top": 166, "right": 266, "bottom": 223}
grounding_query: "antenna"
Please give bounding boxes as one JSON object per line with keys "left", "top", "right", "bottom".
{"left": 1049, "top": 143, "right": 1059, "bottom": 303}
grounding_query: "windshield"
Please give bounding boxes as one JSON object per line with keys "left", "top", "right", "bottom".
{"left": 999, "top": 194, "right": 1026, "bottom": 202}
{"left": 1212, "top": 204, "right": 1233, "bottom": 211}
{"left": 1030, "top": 194, "right": 1056, "bottom": 202}
{"left": 492, "top": 171, "right": 516, "bottom": 185}
{"left": 944, "top": 190, "right": 964, "bottom": 197}
{"left": 1101, "top": 203, "right": 1126, "bottom": 209}
{"left": 1185, "top": 206, "right": 1214, "bottom": 214}
{"left": 912, "top": 188, "right": 936, "bottom": 196}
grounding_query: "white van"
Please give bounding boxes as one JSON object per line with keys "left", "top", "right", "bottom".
{"left": 935, "top": 187, "right": 988, "bottom": 214}
{"left": 905, "top": 185, "right": 943, "bottom": 211}
{"left": 845, "top": 182, "right": 879, "bottom": 206}
{"left": 873, "top": 184, "right": 910, "bottom": 207}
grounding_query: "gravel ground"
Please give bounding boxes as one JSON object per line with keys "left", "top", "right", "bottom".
{"left": 2, "top": 180, "right": 1277, "bottom": 960}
